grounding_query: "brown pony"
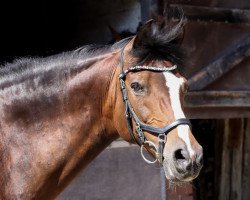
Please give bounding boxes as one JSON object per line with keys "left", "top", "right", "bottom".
{"left": 0, "top": 18, "right": 203, "bottom": 199}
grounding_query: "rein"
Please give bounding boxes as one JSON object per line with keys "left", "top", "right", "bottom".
{"left": 118, "top": 47, "right": 192, "bottom": 164}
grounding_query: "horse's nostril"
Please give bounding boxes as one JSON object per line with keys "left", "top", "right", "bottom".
{"left": 174, "top": 149, "right": 188, "bottom": 161}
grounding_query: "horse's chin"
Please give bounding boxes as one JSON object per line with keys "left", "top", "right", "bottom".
{"left": 162, "top": 161, "right": 200, "bottom": 183}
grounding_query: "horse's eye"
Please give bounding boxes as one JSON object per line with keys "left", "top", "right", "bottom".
{"left": 130, "top": 82, "right": 144, "bottom": 92}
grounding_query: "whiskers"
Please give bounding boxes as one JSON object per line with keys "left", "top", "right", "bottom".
{"left": 166, "top": 180, "right": 193, "bottom": 192}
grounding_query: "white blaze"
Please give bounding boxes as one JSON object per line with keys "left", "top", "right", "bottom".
{"left": 163, "top": 72, "right": 195, "bottom": 157}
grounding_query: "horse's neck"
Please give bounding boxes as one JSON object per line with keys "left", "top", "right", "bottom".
{"left": 40, "top": 53, "right": 120, "bottom": 198}
{"left": 0, "top": 53, "right": 120, "bottom": 200}
{"left": 54, "top": 53, "right": 120, "bottom": 189}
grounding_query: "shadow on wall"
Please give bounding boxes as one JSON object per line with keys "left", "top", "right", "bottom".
{"left": 0, "top": 0, "right": 141, "bottom": 63}
{"left": 58, "top": 146, "right": 162, "bottom": 200}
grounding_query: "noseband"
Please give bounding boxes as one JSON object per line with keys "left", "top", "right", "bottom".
{"left": 118, "top": 47, "right": 191, "bottom": 164}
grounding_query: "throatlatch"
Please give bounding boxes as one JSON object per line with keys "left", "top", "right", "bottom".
{"left": 118, "top": 47, "right": 192, "bottom": 164}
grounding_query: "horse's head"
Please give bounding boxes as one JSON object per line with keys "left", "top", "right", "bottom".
{"left": 112, "top": 18, "right": 203, "bottom": 183}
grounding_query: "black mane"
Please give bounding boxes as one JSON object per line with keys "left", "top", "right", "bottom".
{"left": 0, "top": 16, "right": 185, "bottom": 101}
{"left": 0, "top": 17, "right": 186, "bottom": 124}
{"left": 0, "top": 38, "right": 130, "bottom": 81}
{"left": 0, "top": 15, "right": 185, "bottom": 87}
{"left": 0, "top": 38, "right": 131, "bottom": 91}
{"left": 0, "top": 38, "right": 132, "bottom": 123}
{"left": 132, "top": 17, "right": 185, "bottom": 66}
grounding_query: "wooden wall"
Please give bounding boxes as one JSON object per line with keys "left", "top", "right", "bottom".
{"left": 190, "top": 119, "right": 250, "bottom": 200}
{"left": 216, "top": 119, "right": 250, "bottom": 200}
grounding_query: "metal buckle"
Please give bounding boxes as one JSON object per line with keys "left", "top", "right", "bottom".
{"left": 136, "top": 123, "right": 145, "bottom": 144}
{"left": 157, "top": 134, "right": 166, "bottom": 164}
{"left": 158, "top": 134, "right": 166, "bottom": 143}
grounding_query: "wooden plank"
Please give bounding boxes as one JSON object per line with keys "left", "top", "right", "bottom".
{"left": 217, "top": 119, "right": 244, "bottom": 200}
{"left": 184, "top": 91, "right": 250, "bottom": 119}
{"left": 214, "top": 120, "right": 224, "bottom": 199}
{"left": 170, "top": 4, "right": 250, "bottom": 24}
{"left": 218, "top": 119, "right": 231, "bottom": 200}
{"left": 184, "top": 91, "right": 250, "bottom": 108}
{"left": 207, "top": 119, "right": 244, "bottom": 200}
{"left": 229, "top": 119, "right": 244, "bottom": 200}
{"left": 242, "top": 119, "right": 250, "bottom": 200}
{"left": 187, "top": 36, "right": 250, "bottom": 91}
{"left": 185, "top": 107, "right": 250, "bottom": 119}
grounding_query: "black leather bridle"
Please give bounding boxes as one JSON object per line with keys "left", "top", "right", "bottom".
{"left": 118, "top": 47, "right": 192, "bottom": 164}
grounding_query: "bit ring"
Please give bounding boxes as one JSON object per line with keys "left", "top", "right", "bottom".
{"left": 140, "top": 140, "right": 158, "bottom": 164}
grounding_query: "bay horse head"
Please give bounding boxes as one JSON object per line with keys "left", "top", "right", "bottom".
{"left": 111, "top": 19, "right": 203, "bottom": 183}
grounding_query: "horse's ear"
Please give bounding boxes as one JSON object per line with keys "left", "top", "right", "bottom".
{"left": 132, "top": 19, "right": 155, "bottom": 54}
{"left": 131, "top": 16, "right": 185, "bottom": 64}
{"left": 132, "top": 17, "right": 185, "bottom": 51}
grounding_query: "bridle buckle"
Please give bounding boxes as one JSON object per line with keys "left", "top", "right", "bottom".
{"left": 158, "top": 133, "right": 166, "bottom": 143}
{"left": 157, "top": 134, "right": 166, "bottom": 164}
{"left": 136, "top": 123, "right": 145, "bottom": 144}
